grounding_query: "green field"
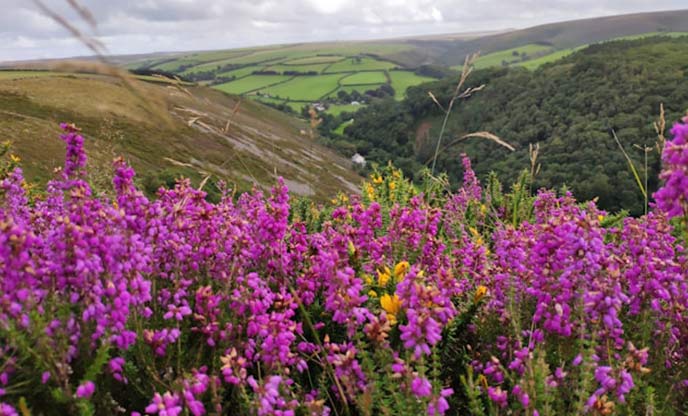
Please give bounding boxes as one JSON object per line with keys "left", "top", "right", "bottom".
{"left": 473, "top": 44, "right": 554, "bottom": 69}
{"left": 285, "top": 56, "right": 344, "bottom": 65}
{"left": 212, "top": 49, "right": 296, "bottom": 66}
{"left": 518, "top": 47, "right": 584, "bottom": 69}
{"left": 609, "top": 31, "right": 688, "bottom": 41}
{"left": 328, "top": 104, "right": 365, "bottom": 117}
{"left": 283, "top": 101, "right": 308, "bottom": 112}
{"left": 340, "top": 72, "right": 388, "bottom": 85}
{"left": 254, "top": 96, "right": 308, "bottom": 112}
{"left": 334, "top": 118, "right": 355, "bottom": 134}
{"left": 181, "top": 58, "right": 245, "bottom": 74}
{"left": 388, "top": 71, "right": 434, "bottom": 98}
{"left": 216, "top": 66, "right": 263, "bottom": 79}
{"left": 257, "top": 74, "right": 343, "bottom": 101}
{"left": 449, "top": 44, "right": 554, "bottom": 71}
{"left": 263, "top": 64, "right": 330, "bottom": 74}
{"left": 325, "top": 57, "right": 398, "bottom": 73}
{"left": 213, "top": 75, "right": 292, "bottom": 94}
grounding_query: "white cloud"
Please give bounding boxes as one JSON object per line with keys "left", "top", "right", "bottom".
{"left": 0, "top": 0, "right": 686, "bottom": 62}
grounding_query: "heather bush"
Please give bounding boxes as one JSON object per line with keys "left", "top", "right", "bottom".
{"left": 1, "top": 122, "right": 687, "bottom": 415}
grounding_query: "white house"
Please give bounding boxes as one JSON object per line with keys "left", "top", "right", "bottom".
{"left": 351, "top": 153, "right": 366, "bottom": 167}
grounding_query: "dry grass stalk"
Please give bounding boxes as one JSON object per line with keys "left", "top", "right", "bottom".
{"left": 529, "top": 142, "right": 541, "bottom": 180}
{"left": 224, "top": 99, "right": 242, "bottom": 134}
{"left": 65, "top": 0, "right": 96, "bottom": 27}
{"left": 187, "top": 117, "right": 202, "bottom": 127}
{"left": 308, "top": 107, "right": 322, "bottom": 141}
{"left": 654, "top": 102, "right": 666, "bottom": 154}
{"left": 424, "top": 131, "right": 515, "bottom": 165}
{"left": 428, "top": 52, "right": 490, "bottom": 174}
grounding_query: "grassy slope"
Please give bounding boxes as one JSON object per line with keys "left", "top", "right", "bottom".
{"left": 0, "top": 73, "right": 361, "bottom": 200}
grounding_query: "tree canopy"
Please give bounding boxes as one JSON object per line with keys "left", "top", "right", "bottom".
{"left": 333, "top": 36, "right": 688, "bottom": 214}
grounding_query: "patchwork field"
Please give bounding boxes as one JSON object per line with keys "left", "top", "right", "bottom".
{"left": 213, "top": 75, "right": 292, "bottom": 95}
{"left": 258, "top": 74, "right": 342, "bottom": 101}
{"left": 127, "top": 42, "right": 439, "bottom": 115}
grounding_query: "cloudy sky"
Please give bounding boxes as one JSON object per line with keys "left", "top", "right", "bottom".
{"left": 1, "top": 0, "right": 686, "bottom": 62}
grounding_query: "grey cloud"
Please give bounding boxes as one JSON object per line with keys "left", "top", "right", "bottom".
{"left": 1, "top": 0, "right": 686, "bottom": 61}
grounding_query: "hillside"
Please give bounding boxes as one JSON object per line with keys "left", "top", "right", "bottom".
{"left": 423, "top": 9, "right": 688, "bottom": 66}
{"left": 331, "top": 36, "right": 688, "bottom": 215}
{"left": 0, "top": 70, "right": 361, "bottom": 200}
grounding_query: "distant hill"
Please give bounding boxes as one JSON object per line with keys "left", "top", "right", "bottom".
{"left": 419, "top": 9, "right": 688, "bottom": 66}
{"left": 0, "top": 70, "right": 361, "bottom": 200}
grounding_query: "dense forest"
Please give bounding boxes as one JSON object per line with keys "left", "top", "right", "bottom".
{"left": 326, "top": 36, "right": 688, "bottom": 214}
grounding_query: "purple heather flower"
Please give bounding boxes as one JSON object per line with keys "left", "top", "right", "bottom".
{"left": 75, "top": 381, "right": 95, "bottom": 398}
{"left": 427, "top": 388, "right": 453, "bottom": 415}
{"left": 572, "top": 354, "right": 583, "bottom": 366}
{"left": 0, "top": 403, "right": 18, "bottom": 416}
{"left": 487, "top": 386, "right": 508, "bottom": 408}
{"left": 145, "top": 392, "right": 182, "bottom": 416}
{"left": 410, "top": 376, "right": 432, "bottom": 398}
{"left": 512, "top": 384, "right": 530, "bottom": 408}
{"left": 654, "top": 121, "right": 688, "bottom": 218}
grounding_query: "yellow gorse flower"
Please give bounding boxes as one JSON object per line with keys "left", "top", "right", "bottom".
{"left": 474, "top": 285, "right": 488, "bottom": 303}
{"left": 371, "top": 174, "right": 383, "bottom": 185}
{"left": 377, "top": 266, "right": 391, "bottom": 287}
{"left": 364, "top": 183, "right": 375, "bottom": 200}
{"left": 393, "top": 261, "right": 410, "bottom": 280}
{"left": 380, "top": 293, "right": 401, "bottom": 325}
{"left": 363, "top": 274, "right": 373, "bottom": 285}
{"left": 348, "top": 240, "right": 356, "bottom": 256}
